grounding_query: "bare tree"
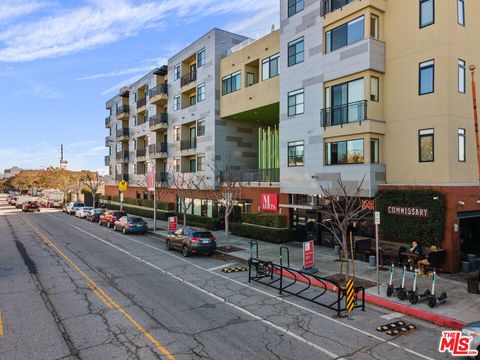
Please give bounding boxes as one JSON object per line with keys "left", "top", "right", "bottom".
{"left": 80, "top": 171, "right": 106, "bottom": 210}
{"left": 318, "top": 176, "right": 369, "bottom": 281}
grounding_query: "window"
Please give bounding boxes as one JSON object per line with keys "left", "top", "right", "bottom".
{"left": 288, "top": 0, "right": 304, "bottom": 16}
{"left": 457, "top": 0, "right": 465, "bottom": 26}
{"left": 288, "top": 89, "right": 304, "bottom": 116}
{"left": 133, "top": 163, "right": 137, "bottom": 175}
{"left": 247, "top": 73, "right": 255, "bottom": 87}
{"left": 189, "top": 158, "right": 196, "bottom": 173}
{"left": 458, "top": 59, "right": 466, "bottom": 94}
{"left": 458, "top": 128, "right": 466, "bottom": 162}
{"left": 419, "top": 129, "right": 434, "bottom": 162}
{"left": 324, "top": 78, "right": 365, "bottom": 125}
{"left": 288, "top": 141, "right": 304, "bottom": 167}
{"left": 370, "top": 14, "right": 379, "bottom": 39}
{"left": 197, "top": 48, "right": 206, "bottom": 67}
{"left": 133, "top": 91, "right": 137, "bottom": 102}
{"left": 419, "top": 60, "right": 434, "bottom": 95}
{"left": 174, "top": 126, "right": 180, "bottom": 141}
{"left": 197, "top": 83, "right": 206, "bottom": 102}
{"left": 370, "top": 76, "right": 379, "bottom": 102}
{"left": 325, "top": 139, "right": 364, "bottom": 165}
{"left": 174, "top": 95, "right": 180, "bottom": 110}
{"left": 288, "top": 38, "right": 304, "bottom": 66}
{"left": 325, "top": 16, "right": 364, "bottom": 53}
{"left": 197, "top": 119, "right": 205, "bottom": 136}
{"left": 371, "top": 138, "right": 379, "bottom": 163}
{"left": 262, "top": 53, "right": 279, "bottom": 80}
{"left": 420, "top": 0, "right": 434, "bottom": 28}
{"left": 174, "top": 157, "right": 180, "bottom": 172}
{"left": 189, "top": 95, "right": 197, "bottom": 106}
{"left": 133, "top": 139, "right": 137, "bottom": 150}
{"left": 174, "top": 64, "right": 180, "bottom": 80}
{"left": 197, "top": 154, "right": 205, "bottom": 171}
{"left": 132, "top": 115, "right": 137, "bottom": 126}
{"left": 222, "top": 71, "right": 241, "bottom": 95}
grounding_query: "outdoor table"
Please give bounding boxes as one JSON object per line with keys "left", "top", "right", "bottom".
{"left": 400, "top": 252, "right": 420, "bottom": 268}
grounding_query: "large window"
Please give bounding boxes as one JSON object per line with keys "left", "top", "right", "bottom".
{"left": 371, "top": 138, "right": 379, "bottom": 163}
{"left": 197, "top": 83, "right": 206, "bottom": 102}
{"left": 458, "top": 128, "right": 466, "bottom": 162}
{"left": 222, "top": 71, "right": 241, "bottom": 95}
{"left": 189, "top": 158, "right": 196, "bottom": 173}
{"left": 189, "top": 95, "right": 196, "bottom": 106}
{"left": 288, "top": 141, "right": 304, "bottom": 167}
{"left": 174, "top": 126, "right": 180, "bottom": 141}
{"left": 458, "top": 59, "right": 466, "bottom": 94}
{"left": 262, "top": 53, "right": 279, "bottom": 80}
{"left": 419, "top": 60, "right": 434, "bottom": 95}
{"left": 324, "top": 78, "right": 365, "bottom": 125}
{"left": 420, "top": 0, "right": 434, "bottom": 28}
{"left": 457, "top": 0, "right": 465, "bottom": 26}
{"left": 174, "top": 157, "right": 180, "bottom": 172}
{"left": 197, "top": 154, "right": 205, "bottom": 171}
{"left": 419, "top": 129, "right": 434, "bottom": 162}
{"left": 197, "top": 119, "right": 205, "bottom": 136}
{"left": 288, "top": 38, "right": 304, "bottom": 67}
{"left": 325, "top": 16, "right": 364, "bottom": 53}
{"left": 197, "top": 48, "right": 206, "bottom": 67}
{"left": 174, "top": 95, "right": 180, "bottom": 110}
{"left": 288, "top": 0, "right": 304, "bottom": 16}
{"left": 174, "top": 64, "right": 180, "bottom": 80}
{"left": 288, "top": 89, "right": 304, "bottom": 116}
{"left": 325, "top": 139, "right": 364, "bottom": 165}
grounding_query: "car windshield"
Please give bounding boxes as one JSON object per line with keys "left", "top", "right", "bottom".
{"left": 193, "top": 232, "right": 212, "bottom": 238}
{"left": 114, "top": 212, "right": 127, "bottom": 216}
{"left": 94, "top": 209, "right": 104, "bottom": 213}
{"left": 130, "top": 218, "right": 144, "bottom": 224}
{"left": 74, "top": 203, "right": 84, "bottom": 207}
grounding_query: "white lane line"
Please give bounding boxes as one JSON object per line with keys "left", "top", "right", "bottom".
{"left": 207, "top": 263, "right": 235, "bottom": 271}
{"left": 47, "top": 213, "right": 435, "bottom": 360}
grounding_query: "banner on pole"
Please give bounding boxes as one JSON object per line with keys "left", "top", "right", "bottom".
{"left": 146, "top": 161, "right": 156, "bottom": 191}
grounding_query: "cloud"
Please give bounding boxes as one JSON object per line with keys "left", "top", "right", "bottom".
{"left": 0, "top": 0, "right": 47, "bottom": 22}
{"left": 77, "top": 57, "right": 168, "bottom": 80}
{"left": 12, "top": 81, "right": 63, "bottom": 99}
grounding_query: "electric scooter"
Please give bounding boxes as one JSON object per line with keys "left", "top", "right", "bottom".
{"left": 428, "top": 271, "right": 447, "bottom": 308}
{"left": 386, "top": 265, "right": 407, "bottom": 300}
{"left": 386, "top": 264, "right": 395, "bottom": 297}
{"left": 407, "top": 269, "right": 419, "bottom": 303}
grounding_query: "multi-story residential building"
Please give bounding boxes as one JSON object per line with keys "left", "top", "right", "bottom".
{"left": 279, "top": 0, "right": 480, "bottom": 271}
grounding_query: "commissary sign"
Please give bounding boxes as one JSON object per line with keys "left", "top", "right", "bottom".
{"left": 387, "top": 206, "right": 430, "bottom": 218}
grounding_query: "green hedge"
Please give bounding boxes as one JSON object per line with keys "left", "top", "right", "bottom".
{"left": 230, "top": 223, "right": 294, "bottom": 244}
{"left": 376, "top": 190, "right": 446, "bottom": 247}
{"left": 105, "top": 204, "right": 175, "bottom": 221}
{"left": 241, "top": 212, "right": 287, "bottom": 228}
{"left": 178, "top": 214, "right": 221, "bottom": 230}
{"left": 101, "top": 195, "right": 174, "bottom": 211}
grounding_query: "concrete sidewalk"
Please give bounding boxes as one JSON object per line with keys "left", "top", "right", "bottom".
{"left": 140, "top": 216, "right": 480, "bottom": 328}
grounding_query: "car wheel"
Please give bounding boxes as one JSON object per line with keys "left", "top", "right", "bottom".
{"left": 182, "top": 245, "right": 191, "bottom": 257}
{"left": 107, "top": 222, "right": 111, "bottom": 228}
{"left": 166, "top": 240, "right": 173, "bottom": 250}
{"left": 122, "top": 227, "right": 127, "bottom": 235}
{"left": 208, "top": 251, "right": 214, "bottom": 257}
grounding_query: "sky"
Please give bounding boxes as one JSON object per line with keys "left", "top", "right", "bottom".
{"left": 0, "top": 0, "right": 279, "bottom": 174}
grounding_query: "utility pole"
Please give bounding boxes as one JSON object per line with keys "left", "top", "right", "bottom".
{"left": 469, "top": 65, "right": 480, "bottom": 182}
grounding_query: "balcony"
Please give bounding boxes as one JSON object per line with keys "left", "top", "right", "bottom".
{"left": 321, "top": 100, "right": 367, "bottom": 127}
{"left": 136, "top": 148, "right": 147, "bottom": 160}
{"left": 116, "top": 150, "right": 129, "bottom": 162}
{"left": 180, "top": 138, "right": 197, "bottom": 151}
{"left": 156, "top": 172, "right": 169, "bottom": 186}
{"left": 148, "top": 143, "right": 168, "bottom": 158}
{"left": 116, "top": 128, "right": 130, "bottom": 141}
{"left": 224, "top": 168, "right": 280, "bottom": 183}
{"left": 105, "top": 136, "right": 112, "bottom": 147}
{"left": 115, "top": 174, "right": 129, "bottom": 182}
{"left": 181, "top": 71, "right": 196, "bottom": 87}
{"left": 116, "top": 105, "right": 130, "bottom": 120}
{"left": 149, "top": 113, "right": 168, "bottom": 131}
{"left": 320, "top": 0, "right": 354, "bottom": 16}
{"left": 104, "top": 155, "right": 111, "bottom": 166}
{"left": 105, "top": 116, "right": 111, "bottom": 128}
{"left": 136, "top": 97, "right": 147, "bottom": 112}
{"left": 149, "top": 84, "right": 168, "bottom": 104}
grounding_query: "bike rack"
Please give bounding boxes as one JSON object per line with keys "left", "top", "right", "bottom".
{"left": 279, "top": 246, "right": 290, "bottom": 267}
{"left": 248, "top": 257, "right": 365, "bottom": 316}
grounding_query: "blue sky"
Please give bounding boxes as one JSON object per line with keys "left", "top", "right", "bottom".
{"left": 0, "top": 0, "right": 279, "bottom": 174}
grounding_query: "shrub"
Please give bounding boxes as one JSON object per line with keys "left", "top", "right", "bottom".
{"left": 178, "top": 214, "right": 221, "bottom": 230}
{"left": 241, "top": 212, "right": 287, "bottom": 228}
{"left": 230, "top": 223, "right": 294, "bottom": 244}
{"left": 105, "top": 204, "right": 174, "bottom": 221}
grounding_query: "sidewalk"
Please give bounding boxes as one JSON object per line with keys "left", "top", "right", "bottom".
{"left": 141, "top": 216, "right": 479, "bottom": 329}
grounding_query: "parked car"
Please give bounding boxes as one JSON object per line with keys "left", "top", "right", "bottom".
{"left": 10, "top": 196, "right": 17, "bottom": 206}
{"left": 22, "top": 201, "right": 40, "bottom": 212}
{"left": 75, "top": 207, "right": 93, "bottom": 218}
{"left": 86, "top": 209, "right": 105, "bottom": 222}
{"left": 6, "top": 194, "right": 14, "bottom": 204}
{"left": 68, "top": 202, "right": 85, "bottom": 215}
{"left": 15, "top": 196, "right": 35, "bottom": 209}
{"left": 99, "top": 210, "right": 127, "bottom": 228}
{"left": 114, "top": 216, "right": 148, "bottom": 235}
{"left": 166, "top": 227, "right": 217, "bottom": 257}
{"left": 462, "top": 321, "right": 480, "bottom": 359}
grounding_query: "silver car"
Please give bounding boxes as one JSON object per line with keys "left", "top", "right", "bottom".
{"left": 462, "top": 321, "right": 480, "bottom": 359}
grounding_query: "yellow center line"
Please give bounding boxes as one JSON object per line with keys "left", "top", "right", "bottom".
{"left": 0, "top": 310, "right": 4, "bottom": 337}
{"left": 21, "top": 217, "right": 175, "bottom": 360}
{"left": 87, "top": 284, "right": 113, "bottom": 310}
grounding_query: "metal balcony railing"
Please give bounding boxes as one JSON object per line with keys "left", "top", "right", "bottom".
{"left": 320, "top": 0, "right": 354, "bottom": 16}
{"left": 156, "top": 172, "right": 169, "bottom": 184}
{"left": 149, "top": 83, "right": 168, "bottom": 98}
{"left": 104, "top": 155, "right": 110, "bottom": 165}
{"left": 222, "top": 168, "right": 280, "bottom": 183}
{"left": 116, "top": 150, "right": 129, "bottom": 160}
{"left": 116, "top": 128, "right": 130, "bottom": 138}
{"left": 180, "top": 138, "right": 197, "bottom": 151}
{"left": 148, "top": 113, "right": 168, "bottom": 127}
{"left": 136, "top": 148, "right": 146, "bottom": 157}
{"left": 148, "top": 143, "right": 168, "bottom": 155}
{"left": 115, "top": 174, "right": 129, "bottom": 182}
{"left": 105, "top": 116, "right": 110, "bottom": 127}
{"left": 320, "top": 100, "right": 367, "bottom": 127}
{"left": 117, "top": 105, "right": 130, "bottom": 115}
{"left": 181, "top": 71, "right": 197, "bottom": 87}
{"left": 136, "top": 97, "right": 147, "bottom": 109}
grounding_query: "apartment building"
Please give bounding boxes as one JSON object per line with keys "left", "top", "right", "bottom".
{"left": 279, "top": 0, "right": 480, "bottom": 271}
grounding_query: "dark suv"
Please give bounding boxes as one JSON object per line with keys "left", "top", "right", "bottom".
{"left": 166, "top": 227, "right": 217, "bottom": 257}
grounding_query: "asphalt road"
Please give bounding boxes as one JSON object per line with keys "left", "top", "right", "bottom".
{"left": 0, "top": 196, "right": 452, "bottom": 360}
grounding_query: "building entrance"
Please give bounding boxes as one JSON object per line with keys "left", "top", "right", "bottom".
{"left": 459, "top": 212, "right": 480, "bottom": 257}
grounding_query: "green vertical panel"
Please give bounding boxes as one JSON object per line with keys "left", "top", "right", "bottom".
{"left": 258, "top": 127, "right": 261, "bottom": 169}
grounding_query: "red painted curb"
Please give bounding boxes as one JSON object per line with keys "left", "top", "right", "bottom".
{"left": 274, "top": 268, "right": 465, "bottom": 330}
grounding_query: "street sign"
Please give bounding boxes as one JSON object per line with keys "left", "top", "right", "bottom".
{"left": 303, "top": 240, "right": 314, "bottom": 269}
{"left": 374, "top": 211, "right": 381, "bottom": 225}
{"left": 346, "top": 279, "right": 355, "bottom": 312}
{"left": 118, "top": 180, "right": 128, "bottom": 191}
{"left": 146, "top": 161, "right": 156, "bottom": 191}
{"left": 168, "top": 216, "right": 177, "bottom": 231}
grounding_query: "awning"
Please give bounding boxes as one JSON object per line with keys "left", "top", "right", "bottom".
{"left": 458, "top": 211, "right": 480, "bottom": 219}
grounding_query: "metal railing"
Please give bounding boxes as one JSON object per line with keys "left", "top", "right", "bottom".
{"left": 105, "top": 116, "right": 110, "bottom": 127}
{"left": 136, "top": 97, "right": 147, "bottom": 109}
{"left": 148, "top": 143, "right": 167, "bottom": 155}
{"left": 180, "top": 138, "right": 196, "bottom": 150}
{"left": 321, "top": 100, "right": 367, "bottom": 127}
{"left": 181, "top": 71, "right": 197, "bottom": 87}
{"left": 116, "top": 128, "right": 130, "bottom": 138}
{"left": 148, "top": 113, "right": 168, "bottom": 127}
{"left": 156, "top": 172, "right": 169, "bottom": 184}
{"left": 136, "top": 148, "right": 146, "bottom": 157}
{"left": 149, "top": 83, "right": 168, "bottom": 98}
{"left": 224, "top": 168, "right": 279, "bottom": 183}
{"left": 320, "top": 0, "right": 354, "bottom": 16}
{"left": 115, "top": 174, "right": 129, "bottom": 182}
{"left": 104, "top": 155, "right": 110, "bottom": 165}
{"left": 116, "top": 150, "right": 129, "bottom": 160}
{"left": 116, "top": 105, "right": 130, "bottom": 115}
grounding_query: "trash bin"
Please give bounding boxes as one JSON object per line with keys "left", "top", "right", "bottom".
{"left": 468, "top": 254, "right": 477, "bottom": 271}
{"left": 369, "top": 255, "right": 376, "bottom": 267}
{"left": 334, "top": 245, "right": 341, "bottom": 256}
{"left": 467, "top": 277, "right": 479, "bottom": 294}
{"left": 462, "top": 261, "right": 471, "bottom": 273}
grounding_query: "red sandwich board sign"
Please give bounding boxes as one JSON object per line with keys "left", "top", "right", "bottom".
{"left": 168, "top": 216, "right": 177, "bottom": 231}
{"left": 303, "top": 240, "right": 314, "bottom": 269}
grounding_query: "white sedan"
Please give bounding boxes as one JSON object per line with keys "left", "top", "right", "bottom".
{"left": 75, "top": 207, "right": 93, "bottom": 218}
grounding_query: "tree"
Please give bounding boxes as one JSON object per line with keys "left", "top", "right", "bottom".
{"left": 80, "top": 171, "right": 105, "bottom": 210}
{"left": 318, "top": 176, "right": 370, "bottom": 281}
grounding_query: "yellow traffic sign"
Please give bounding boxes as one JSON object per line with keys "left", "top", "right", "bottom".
{"left": 346, "top": 279, "right": 355, "bottom": 312}
{"left": 118, "top": 180, "right": 128, "bottom": 191}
